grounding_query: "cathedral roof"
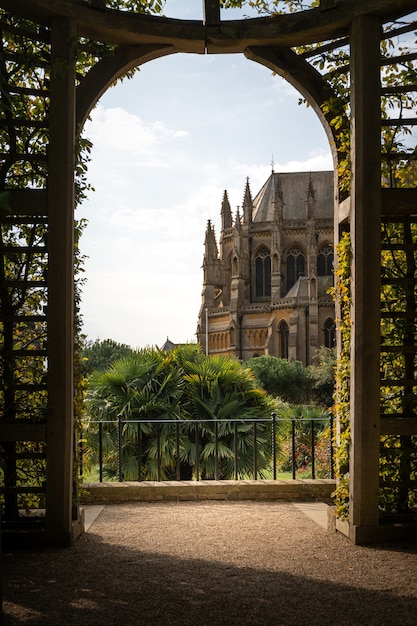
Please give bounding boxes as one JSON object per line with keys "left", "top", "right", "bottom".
{"left": 161, "top": 337, "right": 176, "bottom": 351}
{"left": 285, "top": 275, "right": 334, "bottom": 300}
{"left": 285, "top": 276, "right": 309, "bottom": 299}
{"left": 252, "top": 171, "right": 334, "bottom": 222}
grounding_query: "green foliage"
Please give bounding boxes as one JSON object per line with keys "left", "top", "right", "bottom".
{"left": 82, "top": 338, "right": 134, "bottom": 375}
{"left": 245, "top": 355, "right": 309, "bottom": 404}
{"left": 177, "top": 349, "right": 275, "bottom": 478}
{"left": 330, "top": 232, "right": 351, "bottom": 519}
{"left": 84, "top": 345, "right": 277, "bottom": 480}
{"left": 0, "top": 8, "right": 92, "bottom": 513}
{"left": 378, "top": 216, "right": 417, "bottom": 514}
{"left": 85, "top": 349, "right": 183, "bottom": 479}
{"left": 307, "top": 347, "right": 336, "bottom": 408}
{"left": 108, "top": 0, "right": 165, "bottom": 13}
{"left": 276, "top": 403, "right": 332, "bottom": 479}
{"left": 222, "top": 1, "right": 319, "bottom": 14}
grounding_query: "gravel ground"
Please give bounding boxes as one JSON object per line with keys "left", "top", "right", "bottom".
{"left": 2, "top": 501, "right": 417, "bottom": 625}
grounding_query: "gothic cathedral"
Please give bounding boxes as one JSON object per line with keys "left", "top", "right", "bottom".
{"left": 196, "top": 170, "right": 335, "bottom": 365}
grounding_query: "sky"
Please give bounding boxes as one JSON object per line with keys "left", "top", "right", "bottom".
{"left": 79, "top": 0, "right": 333, "bottom": 349}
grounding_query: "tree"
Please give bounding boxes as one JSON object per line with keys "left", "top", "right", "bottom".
{"left": 85, "top": 348, "right": 183, "bottom": 479}
{"left": 175, "top": 347, "right": 275, "bottom": 479}
{"left": 82, "top": 338, "right": 134, "bottom": 375}
{"left": 84, "top": 345, "right": 277, "bottom": 480}
{"left": 245, "top": 356, "right": 309, "bottom": 404}
{"left": 307, "top": 347, "right": 336, "bottom": 408}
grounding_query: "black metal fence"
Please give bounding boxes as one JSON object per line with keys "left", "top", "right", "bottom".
{"left": 80, "top": 413, "right": 334, "bottom": 482}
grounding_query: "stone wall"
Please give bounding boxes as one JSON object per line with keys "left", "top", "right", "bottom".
{"left": 81, "top": 479, "right": 336, "bottom": 504}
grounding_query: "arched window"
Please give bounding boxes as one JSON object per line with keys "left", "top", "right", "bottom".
{"left": 230, "top": 327, "right": 235, "bottom": 347}
{"left": 323, "top": 318, "right": 336, "bottom": 348}
{"left": 317, "top": 244, "right": 334, "bottom": 276}
{"left": 286, "top": 246, "right": 305, "bottom": 291}
{"left": 279, "top": 320, "right": 289, "bottom": 359}
{"left": 255, "top": 246, "right": 271, "bottom": 297}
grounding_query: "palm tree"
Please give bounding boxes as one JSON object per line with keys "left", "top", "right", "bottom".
{"left": 84, "top": 344, "right": 277, "bottom": 481}
{"left": 174, "top": 348, "right": 275, "bottom": 479}
{"left": 85, "top": 349, "right": 184, "bottom": 480}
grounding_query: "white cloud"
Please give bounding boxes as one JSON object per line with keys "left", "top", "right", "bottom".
{"left": 85, "top": 106, "right": 157, "bottom": 152}
{"left": 275, "top": 150, "right": 333, "bottom": 173}
{"left": 84, "top": 105, "right": 190, "bottom": 161}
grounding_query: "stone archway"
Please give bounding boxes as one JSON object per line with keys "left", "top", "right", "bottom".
{"left": 1, "top": 0, "right": 416, "bottom": 545}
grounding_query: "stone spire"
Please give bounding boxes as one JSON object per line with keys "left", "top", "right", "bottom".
{"left": 242, "top": 177, "right": 253, "bottom": 224}
{"left": 271, "top": 173, "right": 283, "bottom": 299}
{"left": 234, "top": 206, "right": 241, "bottom": 232}
{"left": 306, "top": 172, "right": 316, "bottom": 219}
{"left": 272, "top": 173, "right": 284, "bottom": 223}
{"left": 204, "top": 219, "right": 218, "bottom": 262}
{"left": 221, "top": 189, "right": 232, "bottom": 230}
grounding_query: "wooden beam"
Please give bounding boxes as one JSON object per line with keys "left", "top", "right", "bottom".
{"left": 0, "top": 190, "right": 48, "bottom": 216}
{"left": 47, "top": 16, "right": 76, "bottom": 546}
{"left": 0, "top": 423, "right": 46, "bottom": 442}
{"left": 2, "top": 0, "right": 417, "bottom": 52}
{"left": 349, "top": 15, "right": 381, "bottom": 531}
{"left": 381, "top": 188, "right": 417, "bottom": 216}
{"left": 203, "top": 0, "right": 220, "bottom": 26}
{"left": 380, "top": 419, "right": 417, "bottom": 436}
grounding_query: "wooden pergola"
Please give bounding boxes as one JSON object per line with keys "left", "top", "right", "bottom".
{"left": 0, "top": 0, "right": 416, "bottom": 545}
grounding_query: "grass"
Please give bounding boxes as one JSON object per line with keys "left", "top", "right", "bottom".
{"left": 81, "top": 467, "right": 316, "bottom": 483}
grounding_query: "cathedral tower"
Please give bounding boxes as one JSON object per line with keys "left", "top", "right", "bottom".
{"left": 197, "top": 171, "right": 335, "bottom": 365}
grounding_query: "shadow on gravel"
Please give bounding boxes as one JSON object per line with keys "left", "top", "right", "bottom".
{"left": 2, "top": 528, "right": 417, "bottom": 626}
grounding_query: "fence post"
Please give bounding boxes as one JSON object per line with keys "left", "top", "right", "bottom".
{"left": 214, "top": 420, "right": 219, "bottom": 480}
{"left": 291, "top": 419, "right": 296, "bottom": 479}
{"left": 117, "top": 414, "right": 123, "bottom": 482}
{"left": 330, "top": 413, "right": 334, "bottom": 479}
{"left": 157, "top": 424, "right": 161, "bottom": 482}
{"left": 234, "top": 421, "right": 238, "bottom": 480}
{"left": 137, "top": 423, "right": 142, "bottom": 482}
{"left": 79, "top": 431, "right": 83, "bottom": 477}
{"left": 311, "top": 419, "right": 316, "bottom": 479}
{"left": 271, "top": 412, "right": 277, "bottom": 480}
{"left": 176, "top": 422, "right": 181, "bottom": 480}
{"left": 195, "top": 423, "right": 200, "bottom": 481}
{"left": 99, "top": 422, "right": 103, "bottom": 483}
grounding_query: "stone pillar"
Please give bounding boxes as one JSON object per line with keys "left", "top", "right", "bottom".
{"left": 349, "top": 15, "right": 381, "bottom": 541}
{"left": 46, "top": 17, "right": 77, "bottom": 545}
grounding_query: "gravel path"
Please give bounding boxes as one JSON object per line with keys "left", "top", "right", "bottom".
{"left": 2, "top": 501, "right": 417, "bottom": 625}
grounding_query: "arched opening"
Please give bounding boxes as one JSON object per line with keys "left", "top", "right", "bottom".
{"left": 323, "top": 317, "right": 336, "bottom": 349}
{"left": 285, "top": 244, "right": 305, "bottom": 293}
{"left": 317, "top": 242, "right": 334, "bottom": 277}
{"left": 254, "top": 244, "right": 271, "bottom": 299}
{"left": 79, "top": 52, "right": 331, "bottom": 346}
{"left": 278, "top": 320, "right": 289, "bottom": 359}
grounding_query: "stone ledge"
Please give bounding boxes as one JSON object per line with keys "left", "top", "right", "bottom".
{"left": 81, "top": 479, "right": 336, "bottom": 504}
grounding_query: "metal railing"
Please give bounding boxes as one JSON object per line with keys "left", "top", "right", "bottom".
{"left": 80, "top": 413, "right": 334, "bottom": 483}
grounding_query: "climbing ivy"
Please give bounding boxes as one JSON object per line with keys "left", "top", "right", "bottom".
{"left": 222, "top": 1, "right": 320, "bottom": 13}
{"left": 330, "top": 232, "right": 351, "bottom": 520}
